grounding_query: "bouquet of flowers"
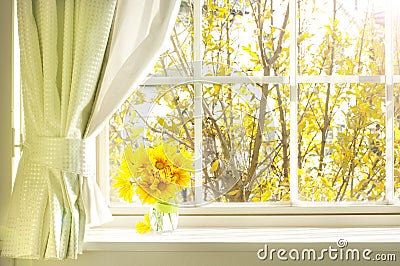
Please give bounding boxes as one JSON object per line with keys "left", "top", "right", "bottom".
{"left": 113, "top": 142, "right": 193, "bottom": 233}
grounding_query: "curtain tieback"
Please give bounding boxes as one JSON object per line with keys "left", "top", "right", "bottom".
{"left": 24, "top": 136, "right": 91, "bottom": 176}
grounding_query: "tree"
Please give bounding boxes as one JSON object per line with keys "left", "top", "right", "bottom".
{"left": 110, "top": 0, "right": 395, "bottom": 203}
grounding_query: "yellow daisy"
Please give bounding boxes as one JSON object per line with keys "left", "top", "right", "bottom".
{"left": 168, "top": 167, "right": 192, "bottom": 187}
{"left": 170, "top": 147, "right": 194, "bottom": 172}
{"left": 136, "top": 186, "right": 158, "bottom": 205}
{"left": 137, "top": 174, "right": 179, "bottom": 202}
{"left": 162, "top": 143, "right": 178, "bottom": 162}
{"left": 125, "top": 144, "right": 152, "bottom": 176}
{"left": 150, "top": 178, "right": 178, "bottom": 197}
{"left": 147, "top": 145, "right": 171, "bottom": 171}
{"left": 113, "top": 158, "right": 134, "bottom": 202}
{"left": 135, "top": 213, "right": 151, "bottom": 234}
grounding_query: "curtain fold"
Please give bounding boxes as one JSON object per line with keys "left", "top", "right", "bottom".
{"left": 82, "top": 0, "right": 181, "bottom": 230}
{"left": 2, "top": 0, "right": 116, "bottom": 259}
{"left": 85, "top": 0, "right": 181, "bottom": 137}
{"left": 82, "top": 0, "right": 181, "bottom": 229}
{"left": 2, "top": 0, "right": 180, "bottom": 260}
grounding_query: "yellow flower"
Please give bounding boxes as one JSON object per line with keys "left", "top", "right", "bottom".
{"left": 162, "top": 143, "right": 178, "bottom": 160}
{"left": 136, "top": 214, "right": 151, "bottom": 234}
{"left": 116, "top": 142, "right": 192, "bottom": 205}
{"left": 149, "top": 178, "right": 179, "bottom": 199}
{"left": 125, "top": 145, "right": 152, "bottom": 176}
{"left": 137, "top": 174, "right": 179, "bottom": 202}
{"left": 169, "top": 147, "right": 194, "bottom": 172}
{"left": 113, "top": 158, "right": 134, "bottom": 202}
{"left": 168, "top": 167, "right": 191, "bottom": 187}
{"left": 148, "top": 145, "right": 171, "bottom": 171}
{"left": 136, "top": 186, "right": 158, "bottom": 205}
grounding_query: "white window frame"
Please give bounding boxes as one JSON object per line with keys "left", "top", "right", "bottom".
{"left": 97, "top": 0, "right": 400, "bottom": 227}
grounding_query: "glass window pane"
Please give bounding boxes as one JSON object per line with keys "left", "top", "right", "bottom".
{"left": 299, "top": 0, "right": 385, "bottom": 76}
{"left": 109, "top": 84, "right": 195, "bottom": 205}
{"left": 298, "top": 83, "right": 386, "bottom": 202}
{"left": 394, "top": 84, "right": 400, "bottom": 200}
{"left": 202, "top": 0, "right": 290, "bottom": 76}
{"left": 201, "top": 82, "right": 290, "bottom": 202}
{"left": 394, "top": 8, "right": 400, "bottom": 75}
{"left": 108, "top": 0, "right": 398, "bottom": 207}
{"left": 149, "top": 0, "right": 194, "bottom": 77}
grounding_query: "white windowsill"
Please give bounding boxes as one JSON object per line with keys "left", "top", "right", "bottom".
{"left": 84, "top": 227, "right": 400, "bottom": 252}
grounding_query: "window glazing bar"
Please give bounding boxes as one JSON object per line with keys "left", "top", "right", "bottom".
{"left": 143, "top": 75, "right": 387, "bottom": 86}
{"left": 297, "top": 75, "right": 385, "bottom": 84}
{"left": 289, "top": 0, "right": 299, "bottom": 204}
{"left": 143, "top": 76, "right": 288, "bottom": 85}
{"left": 194, "top": 0, "right": 203, "bottom": 205}
{"left": 385, "top": 0, "right": 394, "bottom": 204}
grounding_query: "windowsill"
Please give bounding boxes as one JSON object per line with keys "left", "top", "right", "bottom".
{"left": 83, "top": 227, "right": 400, "bottom": 252}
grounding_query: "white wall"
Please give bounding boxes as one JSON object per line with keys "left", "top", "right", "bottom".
{"left": 0, "top": 2, "right": 13, "bottom": 266}
{"left": 12, "top": 243, "right": 400, "bottom": 266}
{"left": 0, "top": 0, "right": 13, "bottom": 231}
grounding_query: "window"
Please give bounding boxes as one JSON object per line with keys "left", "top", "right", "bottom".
{"left": 102, "top": 0, "right": 400, "bottom": 218}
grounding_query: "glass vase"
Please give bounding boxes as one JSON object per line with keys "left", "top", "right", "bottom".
{"left": 149, "top": 201, "right": 179, "bottom": 233}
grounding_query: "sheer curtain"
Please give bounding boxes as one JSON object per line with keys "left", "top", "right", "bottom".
{"left": 2, "top": 0, "right": 180, "bottom": 260}
{"left": 86, "top": 0, "right": 181, "bottom": 137}
{"left": 83, "top": 0, "right": 181, "bottom": 228}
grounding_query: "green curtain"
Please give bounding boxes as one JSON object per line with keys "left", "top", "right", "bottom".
{"left": 2, "top": 0, "right": 116, "bottom": 259}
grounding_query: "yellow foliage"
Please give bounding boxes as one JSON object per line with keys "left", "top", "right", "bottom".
{"left": 210, "top": 159, "right": 219, "bottom": 173}
{"left": 109, "top": 0, "right": 394, "bottom": 204}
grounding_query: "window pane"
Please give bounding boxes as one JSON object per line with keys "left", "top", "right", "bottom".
{"left": 394, "top": 9, "right": 400, "bottom": 75}
{"left": 108, "top": 0, "right": 397, "bottom": 207}
{"left": 109, "top": 84, "right": 195, "bottom": 205}
{"left": 202, "top": 0, "right": 290, "bottom": 76}
{"left": 298, "top": 83, "right": 386, "bottom": 202}
{"left": 394, "top": 84, "right": 400, "bottom": 200}
{"left": 149, "top": 0, "right": 194, "bottom": 77}
{"left": 299, "top": 0, "right": 385, "bottom": 76}
{"left": 201, "top": 82, "right": 290, "bottom": 202}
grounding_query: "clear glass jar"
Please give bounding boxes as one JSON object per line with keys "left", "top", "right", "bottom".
{"left": 149, "top": 201, "right": 179, "bottom": 233}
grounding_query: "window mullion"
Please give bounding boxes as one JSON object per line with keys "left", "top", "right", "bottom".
{"left": 194, "top": 0, "right": 203, "bottom": 205}
{"left": 97, "top": 125, "right": 111, "bottom": 205}
{"left": 289, "top": 0, "right": 299, "bottom": 204}
{"left": 194, "top": 82, "right": 203, "bottom": 205}
{"left": 385, "top": 0, "right": 394, "bottom": 204}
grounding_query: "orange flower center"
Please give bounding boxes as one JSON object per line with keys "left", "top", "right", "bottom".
{"left": 157, "top": 182, "right": 167, "bottom": 191}
{"left": 155, "top": 161, "right": 165, "bottom": 170}
{"left": 172, "top": 173, "right": 179, "bottom": 181}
